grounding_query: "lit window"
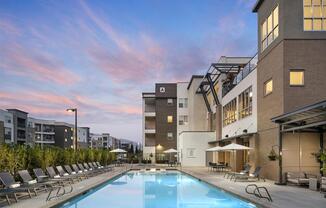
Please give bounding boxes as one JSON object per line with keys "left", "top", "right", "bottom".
{"left": 264, "top": 79, "right": 273, "bottom": 96}
{"left": 167, "top": 116, "right": 173, "bottom": 123}
{"left": 238, "top": 87, "right": 253, "bottom": 120}
{"left": 304, "top": 0, "right": 326, "bottom": 31}
{"left": 65, "top": 129, "right": 67, "bottom": 132}
{"left": 261, "top": 5, "right": 279, "bottom": 51}
{"left": 223, "top": 98, "right": 237, "bottom": 126}
{"left": 167, "top": 99, "right": 173, "bottom": 105}
{"left": 290, "top": 70, "right": 305, "bottom": 86}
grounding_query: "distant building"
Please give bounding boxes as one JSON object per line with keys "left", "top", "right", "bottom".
{"left": 54, "top": 122, "right": 74, "bottom": 149}
{"left": 7, "top": 109, "right": 29, "bottom": 145}
{"left": 0, "top": 109, "right": 14, "bottom": 144}
{"left": 27, "top": 118, "right": 56, "bottom": 147}
{"left": 0, "top": 121, "right": 4, "bottom": 144}
{"left": 77, "top": 127, "right": 89, "bottom": 149}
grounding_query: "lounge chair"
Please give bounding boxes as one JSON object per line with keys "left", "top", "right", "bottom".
{"left": 88, "top": 163, "right": 105, "bottom": 173}
{"left": 285, "top": 172, "right": 312, "bottom": 186}
{"left": 17, "top": 170, "right": 49, "bottom": 194}
{"left": 64, "top": 165, "right": 88, "bottom": 180}
{"left": 46, "top": 167, "right": 76, "bottom": 183}
{"left": 0, "top": 172, "right": 34, "bottom": 202}
{"left": 224, "top": 164, "right": 251, "bottom": 179}
{"left": 56, "top": 166, "right": 82, "bottom": 182}
{"left": 234, "top": 166, "right": 265, "bottom": 182}
{"left": 76, "top": 164, "right": 96, "bottom": 176}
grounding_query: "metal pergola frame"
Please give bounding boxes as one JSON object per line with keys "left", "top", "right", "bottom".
{"left": 271, "top": 100, "right": 326, "bottom": 184}
{"left": 196, "top": 62, "right": 247, "bottom": 112}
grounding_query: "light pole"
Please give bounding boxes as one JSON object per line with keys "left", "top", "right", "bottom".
{"left": 66, "top": 108, "right": 77, "bottom": 151}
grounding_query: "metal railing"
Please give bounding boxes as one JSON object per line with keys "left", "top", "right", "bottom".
{"left": 222, "top": 54, "right": 257, "bottom": 97}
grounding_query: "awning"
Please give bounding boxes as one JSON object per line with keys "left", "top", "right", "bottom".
{"left": 271, "top": 100, "right": 326, "bottom": 133}
{"left": 221, "top": 143, "right": 252, "bottom": 151}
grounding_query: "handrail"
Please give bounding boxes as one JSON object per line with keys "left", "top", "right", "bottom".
{"left": 245, "top": 184, "right": 273, "bottom": 202}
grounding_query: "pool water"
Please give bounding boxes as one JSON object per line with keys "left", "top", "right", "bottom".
{"left": 60, "top": 171, "right": 257, "bottom": 208}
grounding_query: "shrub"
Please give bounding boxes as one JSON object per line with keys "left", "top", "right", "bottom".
{"left": 0, "top": 145, "right": 116, "bottom": 172}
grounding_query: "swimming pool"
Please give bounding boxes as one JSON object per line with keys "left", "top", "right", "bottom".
{"left": 59, "top": 171, "right": 257, "bottom": 208}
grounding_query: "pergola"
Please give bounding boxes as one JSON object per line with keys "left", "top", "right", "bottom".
{"left": 271, "top": 100, "right": 326, "bottom": 184}
{"left": 196, "top": 61, "right": 248, "bottom": 112}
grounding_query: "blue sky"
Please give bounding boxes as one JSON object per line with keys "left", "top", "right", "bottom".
{"left": 0, "top": 0, "right": 257, "bottom": 142}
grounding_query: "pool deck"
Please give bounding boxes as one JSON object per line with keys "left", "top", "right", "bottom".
{"left": 178, "top": 166, "right": 326, "bottom": 208}
{"left": 2, "top": 165, "right": 325, "bottom": 208}
{"left": 2, "top": 166, "right": 129, "bottom": 208}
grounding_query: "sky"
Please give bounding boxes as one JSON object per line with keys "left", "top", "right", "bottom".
{"left": 0, "top": 0, "right": 258, "bottom": 143}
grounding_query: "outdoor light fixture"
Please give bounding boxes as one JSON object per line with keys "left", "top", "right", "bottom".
{"left": 243, "top": 129, "right": 248, "bottom": 134}
{"left": 225, "top": 134, "right": 229, "bottom": 138}
{"left": 249, "top": 92, "right": 253, "bottom": 97}
{"left": 66, "top": 108, "right": 78, "bottom": 151}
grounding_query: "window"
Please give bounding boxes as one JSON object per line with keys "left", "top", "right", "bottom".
{"left": 179, "top": 115, "right": 188, "bottom": 125}
{"left": 167, "top": 116, "right": 173, "bottom": 123}
{"left": 238, "top": 87, "right": 253, "bottom": 119}
{"left": 5, "top": 116, "right": 11, "bottom": 123}
{"left": 264, "top": 79, "right": 273, "bottom": 96}
{"left": 304, "top": 0, "right": 326, "bottom": 31}
{"left": 179, "top": 98, "right": 188, "bottom": 108}
{"left": 261, "top": 5, "right": 279, "bottom": 51}
{"left": 290, "top": 70, "right": 305, "bottom": 86}
{"left": 167, "top": 132, "right": 173, "bottom": 140}
{"left": 167, "top": 99, "right": 173, "bottom": 105}
{"left": 223, "top": 98, "right": 237, "bottom": 126}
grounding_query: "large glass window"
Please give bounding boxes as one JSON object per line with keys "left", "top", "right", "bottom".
{"left": 261, "top": 5, "right": 279, "bottom": 51}
{"left": 178, "top": 98, "right": 188, "bottom": 108}
{"left": 238, "top": 87, "right": 253, "bottom": 120}
{"left": 290, "top": 70, "right": 305, "bottom": 86}
{"left": 223, "top": 98, "right": 237, "bottom": 126}
{"left": 304, "top": 0, "right": 326, "bottom": 31}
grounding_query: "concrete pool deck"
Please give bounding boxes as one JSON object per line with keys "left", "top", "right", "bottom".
{"left": 2, "top": 166, "right": 129, "bottom": 208}
{"left": 2, "top": 165, "right": 325, "bottom": 208}
{"left": 179, "top": 166, "right": 326, "bottom": 208}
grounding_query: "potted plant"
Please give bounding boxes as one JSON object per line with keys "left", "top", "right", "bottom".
{"left": 268, "top": 148, "right": 278, "bottom": 161}
{"left": 311, "top": 149, "right": 324, "bottom": 163}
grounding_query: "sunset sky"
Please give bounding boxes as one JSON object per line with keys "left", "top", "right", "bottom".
{"left": 0, "top": 0, "right": 257, "bottom": 142}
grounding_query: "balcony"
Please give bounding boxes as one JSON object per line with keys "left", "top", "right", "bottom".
{"left": 144, "top": 129, "right": 156, "bottom": 134}
{"left": 144, "top": 112, "right": 156, "bottom": 117}
{"left": 222, "top": 54, "right": 257, "bottom": 97}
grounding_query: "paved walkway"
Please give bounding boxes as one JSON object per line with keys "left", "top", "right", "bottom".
{"left": 1, "top": 166, "right": 128, "bottom": 208}
{"left": 180, "top": 167, "right": 326, "bottom": 208}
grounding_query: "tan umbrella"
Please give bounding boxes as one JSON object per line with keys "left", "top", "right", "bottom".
{"left": 221, "top": 143, "right": 252, "bottom": 171}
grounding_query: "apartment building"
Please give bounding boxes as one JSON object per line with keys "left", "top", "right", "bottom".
{"left": 252, "top": 0, "right": 326, "bottom": 181}
{"left": 54, "top": 122, "right": 74, "bottom": 148}
{"left": 7, "top": 109, "right": 29, "bottom": 144}
{"left": 0, "top": 109, "right": 14, "bottom": 144}
{"left": 27, "top": 118, "right": 56, "bottom": 146}
{"left": 0, "top": 121, "right": 4, "bottom": 143}
{"left": 197, "top": 0, "right": 326, "bottom": 181}
{"left": 142, "top": 83, "right": 178, "bottom": 163}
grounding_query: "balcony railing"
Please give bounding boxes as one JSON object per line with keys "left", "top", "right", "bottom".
{"left": 222, "top": 54, "right": 258, "bottom": 97}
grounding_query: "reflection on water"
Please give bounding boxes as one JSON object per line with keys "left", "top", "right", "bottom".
{"left": 61, "top": 172, "right": 256, "bottom": 208}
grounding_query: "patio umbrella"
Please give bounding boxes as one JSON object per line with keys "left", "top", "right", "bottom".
{"left": 221, "top": 143, "right": 252, "bottom": 171}
{"left": 110, "top": 149, "right": 127, "bottom": 163}
{"left": 164, "top": 149, "right": 178, "bottom": 162}
{"left": 206, "top": 146, "right": 223, "bottom": 152}
{"left": 110, "top": 148, "right": 127, "bottom": 153}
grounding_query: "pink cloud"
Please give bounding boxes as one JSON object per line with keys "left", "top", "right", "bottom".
{"left": 79, "top": 1, "right": 166, "bottom": 83}
{"left": 0, "top": 19, "right": 20, "bottom": 35}
{"left": 0, "top": 42, "right": 81, "bottom": 85}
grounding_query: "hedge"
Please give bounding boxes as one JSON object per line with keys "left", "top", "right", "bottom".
{"left": 0, "top": 144, "right": 116, "bottom": 175}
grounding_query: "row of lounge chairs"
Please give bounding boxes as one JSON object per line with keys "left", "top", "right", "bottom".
{"left": 0, "top": 162, "right": 113, "bottom": 205}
